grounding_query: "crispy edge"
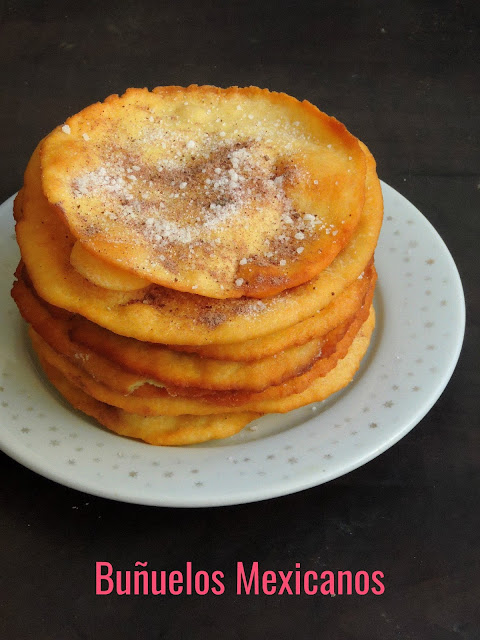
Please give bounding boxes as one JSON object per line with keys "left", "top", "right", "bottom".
{"left": 169, "top": 262, "right": 376, "bottom": 360}
{"left": 38, "top": 357, "right": 261, "bottom": 446}
{"left": 30, "top": 294, "right": 374, "bottom": 415}
{"left": 17, "top": 140, "right": 381, "bottom": 345}
{"left": 41, "top": 85, "right": 366, "bottom": 299}
{"left": 15, "top": 266, "right": 360, "bottom": 394}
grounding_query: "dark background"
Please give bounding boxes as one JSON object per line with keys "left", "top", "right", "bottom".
{"left": 1, "top": 1, "right": 479, "bottom": 638}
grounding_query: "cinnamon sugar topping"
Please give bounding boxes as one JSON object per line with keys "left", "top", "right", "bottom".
{"left": 41, "top": 87, "right": 363, "bottom": 297}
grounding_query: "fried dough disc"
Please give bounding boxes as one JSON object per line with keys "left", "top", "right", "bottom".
{"left": 17, "top": 264, "right": 372, "bottom": 395}
{"left": 15, "top": 142, "right": 381, "bottom": 346}
{"left": 30, "top": 302, "right": 373, "bottom": 415}
{"left": 40, "top": 86, "right": 366, "bottom": 299}
{"left": 32, "top": 308, "right": 374, "bottom": 419}
{"left": 26, "top": 302, "right": 358, "bottom": 400}
{"left": 169, "top": 263, "right": 376, "bottom": 360}
{"left": 15, "top": 269, "right": 345, "bottom": 394}
{"left": 70, "top": 241, "right": 150, "bottom": 291}
{"left": 69, "top": 320, "right": 325, "bottom": 393}
{"left": 239, "top": 306, "right": 374, "bottom": 414}
{"left": 39, "top": 358, "right": 260, "bottom": 446}
{"left": 15, "top": 268, "right": 353, "bottom": 393}
{"left": 69, "top": 271, "right": 374, "bottom": 381}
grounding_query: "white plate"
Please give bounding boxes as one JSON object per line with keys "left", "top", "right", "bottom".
{"left": 0, "top": 184, "right": 465, "bottom": 507}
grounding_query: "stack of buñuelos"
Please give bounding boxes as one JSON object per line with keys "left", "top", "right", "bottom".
{"left": 12, "top": 86, "right": 382, "bottom": 445}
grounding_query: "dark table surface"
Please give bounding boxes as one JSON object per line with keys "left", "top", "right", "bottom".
{"left": 1, "top": 1, "right": 479, "bottom": 638}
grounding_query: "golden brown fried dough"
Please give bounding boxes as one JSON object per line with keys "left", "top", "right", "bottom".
{"left": 30, "top": 302, "right": 373, "bottom": 415}
{"left": 14, "top": 268, "right": 369, "bottom": 394}
{"left": 39, "top": 359, "right": 261, "bottom": 446}
{"left": 166, "top": 262, "right": 376, "bottom": 361}
{"left": 15, "top": 142, "right": 381, "bottom": 346}
{"left": 70, "top": 241, "right": 150, "bottom": 292}
{"left": 41, "top": 86, "right": 366, "bottom": 299}
{"left": 12, "top": 87, "right": 382, "bottom": 446}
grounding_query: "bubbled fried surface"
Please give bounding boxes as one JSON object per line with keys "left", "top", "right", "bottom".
{"left": 12, "top": 89, "right": 382, "bottom": 445}
{"left": 167, "top": 262, "right": 376, "bottom": 360}
{"left": 15, "top": 142, "right": 381, "bottom": 346}
{"left": 39, "top": 358, "right": 260, "bottom": 447}
{"left": 41, "top": 86, "right": 366, "bottom": 299}
{"left": 70, "top": 241, "right": 150, "bottom": 291}
{"left": 30, "top": 302, "right": 374, "bottom": 416}
{"left": 13, "top": 268, "right": 360, "bottom": 394}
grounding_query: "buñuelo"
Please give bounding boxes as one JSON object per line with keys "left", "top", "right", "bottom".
{"left": 12, "top": 85, "right": 383, "bottom": 445}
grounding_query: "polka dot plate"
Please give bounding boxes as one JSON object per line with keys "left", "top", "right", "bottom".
{"left": 0, "top": 184, "right": 465, "bottom": 507}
